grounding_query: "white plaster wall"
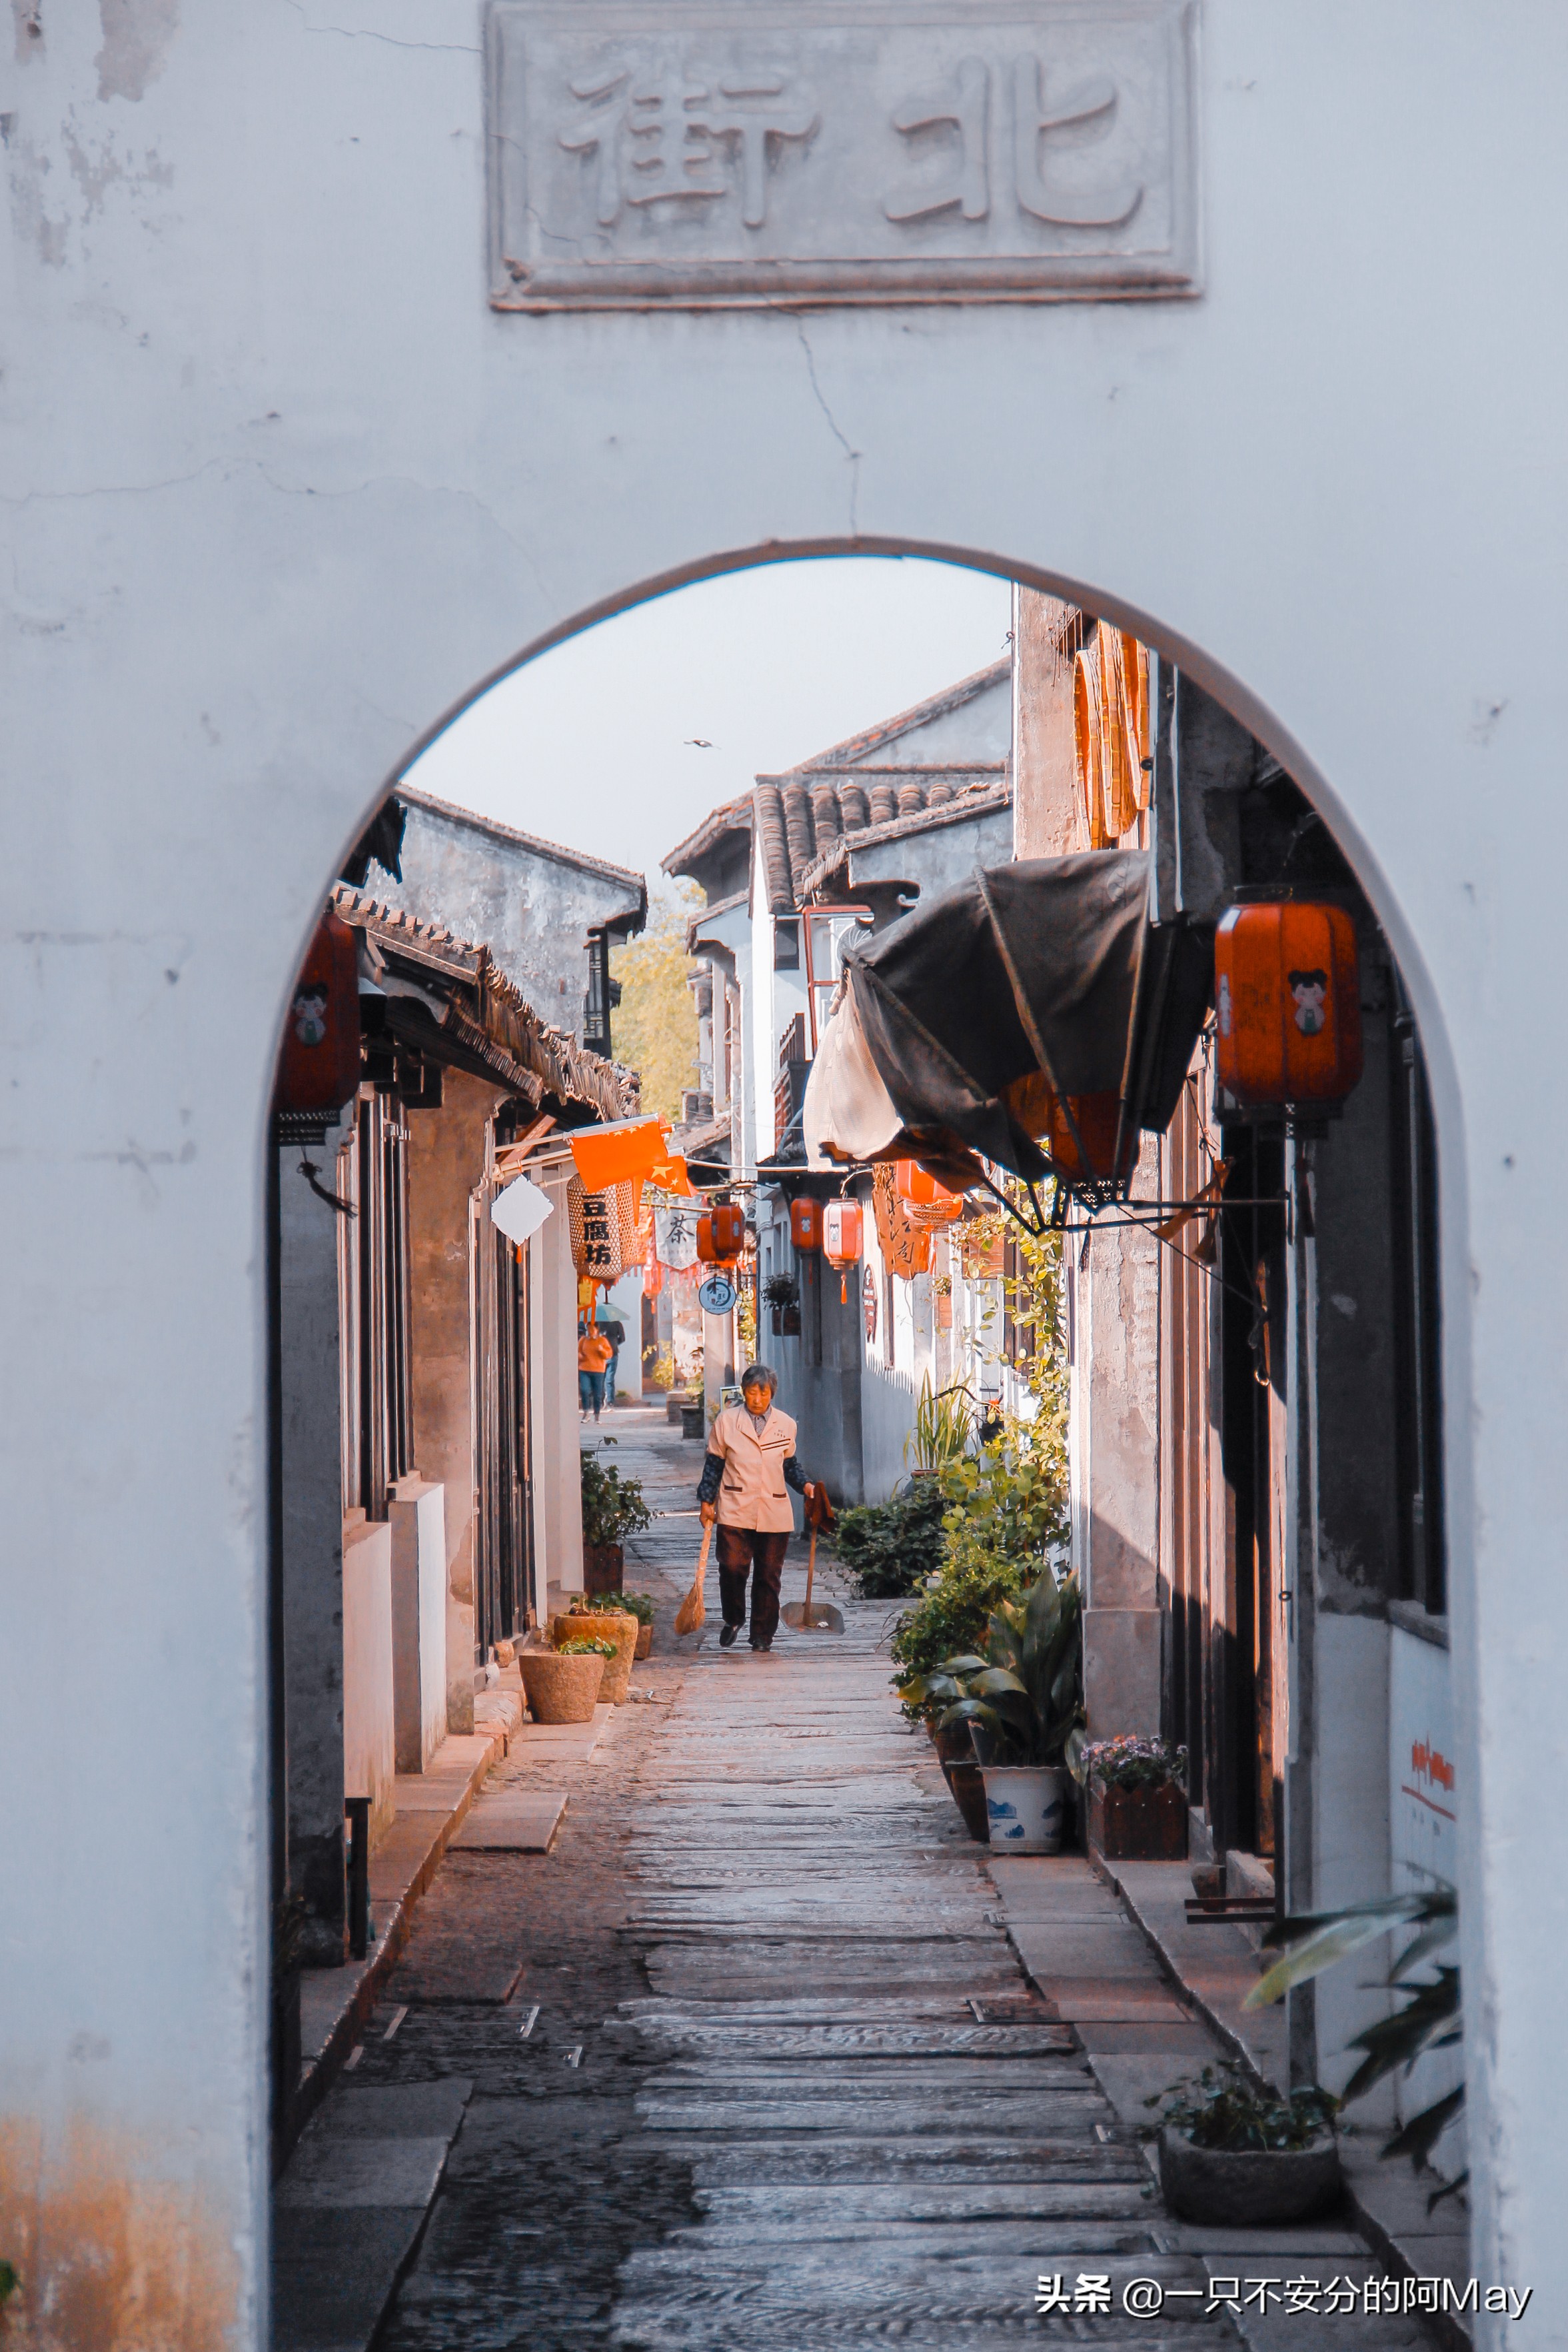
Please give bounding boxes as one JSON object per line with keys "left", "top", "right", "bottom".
{"left": 389, "top": 1476, "right": 448, "bottom": 1773}
{"left": 341, "top": 1519, "right": 396, "bottom": 1848}
{"left": 3, "top": 4, "right": 1565, "bottom": 2335}
{"left": 1310, "top": 1614, "right": 1395, "bottom": 2121}
{"left": 533, "top": 1157, "right": 584, "bottom": 1592}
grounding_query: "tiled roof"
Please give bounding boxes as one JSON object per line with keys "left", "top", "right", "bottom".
{"left": 661, "top": 794, "right": 754, "bottom": 880}
{"left": 794, "top": 781, "right": 1013, "bottom": 902}
{"left": 755, "top": 768, "right": 1008, "bottom": 914}
{"left": 331, "top": 884, "right": 635, "bottom": 1122}
{"left": 665, "top": 657, "right": 1012, "bottom": 915}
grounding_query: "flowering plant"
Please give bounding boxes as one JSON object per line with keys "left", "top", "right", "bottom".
{"left": 1079, "top": 1735, "right": 1188, "bottom": 1792}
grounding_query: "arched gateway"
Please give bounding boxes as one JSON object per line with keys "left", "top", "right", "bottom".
{"left": 1, "top": 6, "right": 1562, "bottom": 2342}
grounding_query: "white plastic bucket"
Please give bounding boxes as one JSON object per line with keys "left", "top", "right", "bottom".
{"left": 980, "top": 1765, "right": 1068, "bottom": 1854}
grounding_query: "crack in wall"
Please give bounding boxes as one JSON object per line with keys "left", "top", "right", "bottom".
{"left": 796, "top": 324, "right": 861, "bottom": 539}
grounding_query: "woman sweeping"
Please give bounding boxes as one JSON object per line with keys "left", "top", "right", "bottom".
{"left": 696, "top": 1362, "right": 826, "bottom": 1653}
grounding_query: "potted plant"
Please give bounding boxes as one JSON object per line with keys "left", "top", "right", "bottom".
{"left": 519, "top": 1638, "right": 608, "bottom": 1724}
{"left": 551, "top": 1603, "right": 639, "bottom": 1703}
{"left": 1244, "top": 1885, "right": 1465, "bottom": 2203}
{"left": 762, "top": 1272, "right": 800, "bottom": 1335}
{"left": 901, "top": 1566, "right": 1082, "bottom": 1853}
{"left": 1078, "top": 1736, "right": 1189, "bottom": 1860}
{"left": 579, "top": 1456, "right": 653, "bottom": 1592}
{"left": 586, "top": 1587, "right": 655, "bottom": 1659}
{"left": 1146, "top": 2062, "right": 1341, "bottom": 2225}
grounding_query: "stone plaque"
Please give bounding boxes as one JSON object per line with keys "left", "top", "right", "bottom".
{"left": 487, "top": 2, "right": 1198, "bottom": 310}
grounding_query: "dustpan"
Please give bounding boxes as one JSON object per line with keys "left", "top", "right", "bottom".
{"left": 782, "top": 1485, "right": 843, "bottom": 1633}
{"left": 674, "top": 1523, "right": 711, "bottom": 1636}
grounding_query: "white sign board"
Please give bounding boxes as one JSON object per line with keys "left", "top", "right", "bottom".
{"left": 492, "top": 1176, "right": 556, "bottom": 1246}
{"left": 488, "top": 1, "right": 1198, "bottom": 309}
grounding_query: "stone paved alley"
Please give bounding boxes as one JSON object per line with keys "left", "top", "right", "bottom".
{"left": 277, "top": 1406, "right": 1436, "bottom": 2352}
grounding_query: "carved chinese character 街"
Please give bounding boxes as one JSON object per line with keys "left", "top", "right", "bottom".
{"left": 559, "top": 55, "right": 816, "bottom": 229}
{"left": 1012, "top": 53, "right": 1143, "bottom": 227}
{"left": 688, "top": 75, "right": 818, "bottom": 228}
{"left": 884, "top": 57, "right": 990, "bottom": 223}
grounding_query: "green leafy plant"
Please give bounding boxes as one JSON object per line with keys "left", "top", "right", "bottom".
{"left": 1, "top": 2259, "right": 19, "bottom": 2309}
{"left": 900, "top": 1566, "right": 1083, "bottom": 1767}
{"left": 762, "top": 1272, "right": 800, "bottom": 1310}
{"left": 938, "top": 1409, "right": 1070, "bottom": 1588}
{"left": 905, "top": 1376, "right": 972, "bottom": 1474}
{"left": 835, "top": 1479, "right": 948, "bottom": 1600}
{"left": 1079, "top": 1736, "right": 1189, "bottom": 1792}
{"left": 888, "top": 1551, "right": 1033, "bottom": 1706}
{"left": 646, "top": 1348, "right": 678, "bottom": 1392}
{"left": 556, "top": 1635, "right": 617, "bottom": 1658}
{"left": 580, "top": 1456, "right": 654, "bottom": 1546}
{"left": 587, "top": 1589, "right": 654, "bottom": 1626}
{"left": 1243, "top": 1887, "right": 1463, "bottom": 2200}
{"left": 1146, "top": 2061, "right": 1339, "bottom": 2153}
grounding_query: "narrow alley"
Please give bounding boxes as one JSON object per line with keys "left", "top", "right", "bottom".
{"left": 275, "top": 1408, "right": 1434, "bottom": 2352}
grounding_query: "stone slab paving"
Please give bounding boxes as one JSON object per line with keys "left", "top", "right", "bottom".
{"left": 280, "top": 1407, "right": 1437, "bottom": 2352}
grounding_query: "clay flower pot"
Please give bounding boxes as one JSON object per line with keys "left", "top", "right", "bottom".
{"left": 635, "top": 1622, "right": 652, "bottom": 1661}
{"left": 1158, "top": 2129, "right": 1341, "bottom": 2226}
{"left": 519, "top": 1647, "right": 604, "bottom": 1725}
{"left": 551, "top": 1610, "right": 638, "bottom": 1704}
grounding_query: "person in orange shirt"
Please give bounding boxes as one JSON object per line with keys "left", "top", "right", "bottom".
{"left": 578, "top": 1319, "right": 613, "bottom": 1423}
{"left": 697, "top": 1362, "right": 825, "bottom": 1652}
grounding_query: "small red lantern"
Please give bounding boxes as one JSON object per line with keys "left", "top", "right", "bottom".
{"left": 278, "top": 908, "right": 361, "bottom": 1113}
{"left": 894, "top": 1159, "right": 964, "bottom": 1220}
{"left": 696, "top": 1202, "right": 746, "bottom": 1263}
{"left": 1215, "top": 902, "right": 1363, "bottom": 1107}
{"left": 790, "top": 1198, "right": 822, "bottom": 1253}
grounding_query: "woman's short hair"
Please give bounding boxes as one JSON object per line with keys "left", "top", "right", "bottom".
{"left": 740, "top": 1363, "right": 778, "bottom": 1396}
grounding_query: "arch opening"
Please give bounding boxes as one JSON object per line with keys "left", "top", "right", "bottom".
{"left": 265, "top": 545, "right": 1468, "bottom": 2303}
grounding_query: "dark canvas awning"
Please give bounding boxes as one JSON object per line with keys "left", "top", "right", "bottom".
{"left": 808, "top": 851, "right": 1211, "bottom": 1194}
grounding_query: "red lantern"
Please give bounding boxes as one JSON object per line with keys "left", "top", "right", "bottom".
{"left": 696, "top": 1202, "right": 746, "bottom": 1264}
{"left": 713, "top": 1202, "right": 746, "bottom": 1257}
{"left": 643, "top": 1258, "right": 663, "bottom": 1300}
{"left": 277, "top": 909, "right": 361, "bottom": 1113}
{"left": 790, "top": 1198, "right": 822, "bottom": 1253}
{"left": 1003, "top": 1074, "right": 1135, "bottom": 1185}
{"left": 1215, "top": 902, "right": 1363, "bottom": 1107}
{"left": 894, "top": 1159, "right": 964, "bottom": 1220}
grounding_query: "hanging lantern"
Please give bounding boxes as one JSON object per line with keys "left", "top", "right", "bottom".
{"left": 823, "top": 1199, "right": 863, "bottom": 1304}
{"left": 790, "top": 1197, "right": 822, "bottom": 1253}
{"left": 712, "top": 1202, "right": 746, "bottom": 1257}
{"left": 643, "top": 1257, "right": 663, "bottom": 1300}
{"left": 277, "top": 908, "right": 361, "bottom": 1113}
{"left": 698, "top": 1202, "right": 745, "bottom": 1262}
{"left": 894, "top": 1159, "right": 964, "bottom": 1222}
{"left": 1003, "top": 1074, "right": 1136, "bottom": 1186}
{"left": 1215, "top": 902, "right": 1363, "bottom": 1107}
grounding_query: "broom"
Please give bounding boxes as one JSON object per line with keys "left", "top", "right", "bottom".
{"left": 674, "top": 1522, "right": 712, "bottom": 1636}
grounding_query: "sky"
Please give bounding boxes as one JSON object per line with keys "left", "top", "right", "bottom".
{"left": 404, "top": 556, "right": 1014, "bottom": 890}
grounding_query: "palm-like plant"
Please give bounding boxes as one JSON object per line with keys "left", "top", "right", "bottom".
{"left": 904, "top": 1376, "right": 973, "bottom": 1475}
{"left": 898, "top": 1566, "right": 1082, "bottom": 1766}
{"left": 1244, "top": 1887, "right": 1463, "bottom": 2199}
